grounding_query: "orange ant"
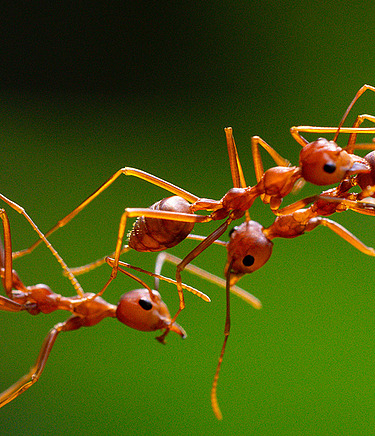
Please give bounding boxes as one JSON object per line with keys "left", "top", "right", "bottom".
{"left": 11, "top": 85, "right": 375, "bottom": 342}
{"left": 132, "top": 184, "right": 375, "bottom": 421}
{"left": 0, "top": 203, "right": 217, "bottom": 408}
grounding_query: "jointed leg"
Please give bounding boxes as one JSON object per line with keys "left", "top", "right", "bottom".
{"left": 0, "top": 208, "right": 13, "bottom": 296}
{"left": 333, "top": 84, "right": 375, "bottom": 142}
{"left": 14, "top": 168, "right": 201, "bottom": 259}
{"left": 224, "top": 127, "right": 247, "bottom": 189}
{"left": 211, "top": 259, "right": 234, "bottom": 420}
{"left": 251, "top": 136, "right": 291, "bottom": 183}
{"left": 346, "top": 114, "right": 375, "bottom": 152}
{"left": 273, "top": 195, "right": 319, "bottom": 216}
{"left": 0, "top": 295, "right": 25, "bottom": 312}
{"left": 0, "top": 194, "right": 83, "bottom": 296}
{"left": 290, "top": 125, "right": 375, "bottom": 147}
{"left": 106, "top": 257, "right": 211, "bottom": 303}
{"left": 318, "top": 195, "right": 375, "bottom": 217}
{"left": 0, "top": 319, "right": 74, "bottom": 408}
{"left": 155, "top": 219, "right": 232, "bottom": 343}
{"left": 154, "top": 252, "right": 262, "bottom": 309}
{"left": 315, "top": 217, "right": 375, "bottom": 256}
{"left": 291, "top": 85, "right": 375, "bottom": 146}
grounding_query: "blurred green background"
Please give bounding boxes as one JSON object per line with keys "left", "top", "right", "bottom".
{"left": 1, "top": 2, "right": 375, "bottom": 435}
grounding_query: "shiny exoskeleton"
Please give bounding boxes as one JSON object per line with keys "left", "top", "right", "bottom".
{"left": 0, "top": 206, "right": 186, "bottom": 409}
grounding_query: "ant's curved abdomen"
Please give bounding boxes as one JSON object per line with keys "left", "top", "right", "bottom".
{"left": 129, "top": 196, "right": 195, "bottom": 252}
{"left": 357, "top": 151, "right": 375, "bottom": 195}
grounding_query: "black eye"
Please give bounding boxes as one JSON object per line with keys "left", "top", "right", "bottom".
{"left": 242, "top": 255, "right": 255, "bottom": 267}
{"left": 139, "top": 298, "right": 153, "bottom": 310}
{"left": 323, "top": 162, "right": 336, "bottom": 174}
{"left": 229, "top": 226, "right": 238, "bottom": 238}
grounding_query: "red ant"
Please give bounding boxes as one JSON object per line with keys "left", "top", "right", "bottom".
{"left": 0, "top": 203, "right": 214, "bottom": 408}
{"left": 151, "top": 187, "right": 375, "bottom": 419}
{"left": 8, "top": 86, "right": 375, "bottom": 375}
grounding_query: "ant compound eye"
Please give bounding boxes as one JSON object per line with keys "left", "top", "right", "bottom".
{"left": 323, "top": 162, "right": 336, "bottom": 174}
{"left": 229, "top": 226, "right": 238, "bottom": 238}
{"left": 138, "top": 298, "right": 153, "bottom": 311}
{"left": 242, "top": 255, "right": 255, "bottom": 267}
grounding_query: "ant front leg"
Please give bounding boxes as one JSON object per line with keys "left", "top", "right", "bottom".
{"left": 291, "top": 84, "right": 375, "bottom": 146}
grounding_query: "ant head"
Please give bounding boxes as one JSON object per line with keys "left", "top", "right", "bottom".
{"left": 299, "top": 138, "right": 369, "bottom": 185}
{"left": 116, "top": 289, "right": 186, "bottom": 338}
{"left": 225, "top": 221, "right": 273, "bottom": 284}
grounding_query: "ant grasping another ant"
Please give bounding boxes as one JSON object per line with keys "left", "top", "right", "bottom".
{"left": 12, "top": 88, "right": 375, "bottom": 275}
{"left": 9, "top": 85, "right": 375, "bottom": 364}
{"left": 149, "top": 190, "right": 375, "bottom": 420}
{"left": 0, "top": 204, "right": 217, "bottom": 408}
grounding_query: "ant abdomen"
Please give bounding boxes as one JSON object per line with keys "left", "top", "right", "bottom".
{"left": 357, "top": 151, "right": 375, "bottom": 194}
{"left": 129, "top": 196, "right": 195, "bottom": 252}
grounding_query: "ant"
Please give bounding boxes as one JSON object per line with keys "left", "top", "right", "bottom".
{"left": 134, "top": 185, "right": 375, "bottom": 421}
{"left": 11, "top": 85, "right": 375, "bottom": 340}
{"left": 0, "top": 204, "right": 213, "bottom": 408}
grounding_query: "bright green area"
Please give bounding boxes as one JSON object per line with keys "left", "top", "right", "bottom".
{"left": 1, "top": 3, "right": 375, "bottom": 435}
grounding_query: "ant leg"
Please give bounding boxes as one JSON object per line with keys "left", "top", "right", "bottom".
{"left": 68, "top": 233, "right": 228, "bottom": 278}
{"left": 172, "top": 220, "right": 232, "bottom": 325}
{"left": 318, "top": 195, "right": 375, "bottom": 217}
{"left": 0, "top": 208, "right": 13, "bottom": 296}
{"left": 251, "top": 136, "right": 291, "bottom": 183}
{"left": 273, "top": 195, "right": 319, "bottom": 216}
{"left": 314, "top": 217, "right": 375, "bottom": 256}
{"left": 290, "top": 125, "right": 375, "bottom": 147}
{"left": 67, "top": 245, "right": 132, "bottom": 276}
{"left": 106, "top": 257, "right": 211, "bottom": 303}
{"left": 346, "top": 114, "right": 375, "bottom": 152}
{"left": 154, "top": 252, "right": 262, "bottom": 309}
{"left": 0, "top": 195, "right": 84, "bottom": 296}
{"left": 225, "top": 128, "right": 251, "bottom": 221}
{"left": 211, "top": 260, "right": 234, "bottom": 420}
{"left": 224, "top": 127, "right": 247, "bottom": 189}
{"left": 95, "top": 208, "right": 210, "bottom": 300}
{"left": 0, "top": 295, "right": 24, "bottom": 312}
{"left": 156, "top": 219, "right": 232, "bottom": 343}
{"left": 333, "top": 84, "right": 375, "bottom": 142}
{"left": 290, "top": 85, "right": 375, "bottom": 145}
{"left": 15, "top": 168, "right": 201, "bottom": 259}
{"left": 0, "top": 317, "right": 83, "bottom": 409}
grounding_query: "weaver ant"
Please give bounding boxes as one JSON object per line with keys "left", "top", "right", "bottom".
{"left": 13, "top": 85, "right": 375, "bottom": 314}
{"left": 0, "top": 203, "right": 214, "bottom": 408}
{"left": 123, "top": 184, "right": 375, "bottom": 421}
{"left": 7, "top": 86, "right": 375, "bottom": 400}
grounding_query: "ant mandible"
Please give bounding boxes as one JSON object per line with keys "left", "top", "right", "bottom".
{"left": 12, "top": 85, "right": 375, "bottom": 338}
{"left": 0, "top": 204, "right": 213, "bottom": 408}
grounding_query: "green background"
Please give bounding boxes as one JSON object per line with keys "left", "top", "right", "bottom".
{"left": 1, "top": 2, "right": 375, "bottom": 435}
